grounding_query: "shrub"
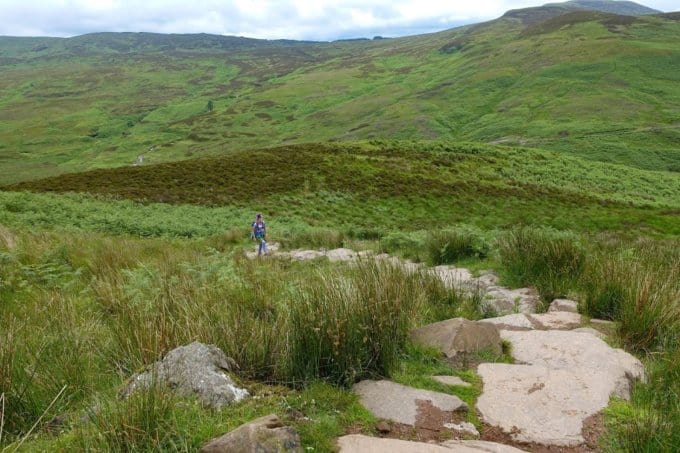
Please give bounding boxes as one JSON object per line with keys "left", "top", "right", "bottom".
{"left": 380, "top": 231, "right": 426, "bottom": 259}
{"left": 497, "top": 227, "right": 585, "bottom": 303}
{"left": 425, "top": 227, "right": 490, "bottom": 265}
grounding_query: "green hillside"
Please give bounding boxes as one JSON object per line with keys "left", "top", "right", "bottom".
{"left": 4, "top": 141, "right": 679, "bottom": 236}
{"left": 1, "top": 4, "right": 679, "bottom": 184}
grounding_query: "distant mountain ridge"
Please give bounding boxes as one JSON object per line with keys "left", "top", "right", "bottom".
{"left": 548, "top": 0, "right": 661, "bottom": 15}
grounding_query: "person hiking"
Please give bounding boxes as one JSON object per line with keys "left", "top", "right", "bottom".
{"left": 251, "top": 213, "right": 267, "bottom": 256}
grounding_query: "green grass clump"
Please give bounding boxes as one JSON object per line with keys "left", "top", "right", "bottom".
{"left": 425, "top": 226, "right": 491, "bottom": 265}
{"left": 288, "top": 260, "right": 427, "bottom": 387}
{"left": 497, "top": 227, "right": 586, "bottom": 303}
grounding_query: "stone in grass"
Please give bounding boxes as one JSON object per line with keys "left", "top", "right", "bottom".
{"left": 200, "top": 414, "right": 302, "bottom": 453}
{"left": 120, "top": 342, "right": 249, "bottom": 410}
{"left": 411, "top": 318, "right": 502, "bottom": 359}
{"left": 352, "top": 380, "right": 467, "bottom": 427}
{"left": 443, "top": 421, "right": 480, "bottom": 437}
{"left": 528, "top": 311, "right": 582, "bottom": 330}
{"left": 548, "top": 298, "right": 579, "bottom": 313}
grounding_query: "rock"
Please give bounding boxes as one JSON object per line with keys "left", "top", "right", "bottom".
{"left": 411, "top": 318, "right": 502, "bottom": 358}
{"left": 571, "top": 327, "right": 606, "bottom": 339}
{"left": 483, "top": 287, "right": 539, "bottom": 315}
{"left": 499, "top": 330, "right": 644, "bottom": 397}
{"left": 325, "top": 248, "right": 358, "bottom": 262}
{"left": 200, "top": 414, "right": 302, "bottom": 453}
{"left": 528, "top": 311, "right": 582, "bottom": 330}
{"left": 548, "top": 299, "right": 578, "bottom": 313}
{"left": 120, "top": 342, "right": 248, "bottom": 410}
{"left": 441, "top": 440, "right": 528, "bottom": 452}
{"left": 432, "top": 265, "right": 474, "bottom": 289}
{"left": 472, "top": 272, "right": 500, "bottom": 290}
{"left": 376, "top": 421, "right": 391, "bottom": 433}
{"left": 479, "top": 314, "right": 535, "bottom": 331}
{"left": 444, "top": 421, "right": 480, "bottom": 437}
{"left": 352, "top": 380, "right": 467, "bottom": 427}
{"left": 432, "top": 375, "right": 472, "bottom": 387}
{"left": 477, "top": 330, "right": 645, "bottom": 446}
{"left": 282, "top": 249, "right": 325, "bottom": 261}
{"left": 338, "top": 435, "right": 527, "bottom": 452}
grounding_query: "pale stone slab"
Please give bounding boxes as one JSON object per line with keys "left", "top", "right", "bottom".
{"left": 499, "top": 330, "right": 644, "bottom": 398}
{"left": 483, "top": 287, "right": 539, "bottom": 315}
{"left": 441, "top": 440, "right": 528, "bottom": 452}
{"left": 338, "top": 435, "right": 527, "bottom": 453}
{"left": 325, "top": 248, "right": 358, "bottom": 262}
{"left": 548, "top": 299, "right": 578, "bottom": 313}
{"left": 477, "top": 363, "right": 619, "bottom": 446}
{"left": 571, "top": 327, "right": 606, "bottom": 339}
{"left": 432, "top": 375, "right": 472, "bottom": 387}
{"left": 432, "top": 265, "right": 475, "bottom": 289}
{"left": 528, "top": 312, "right": 582, "bottom": 330}
{"left": 352, "top": 380, "right": 467, "bottom": 426}
{"left": 479, "top": 314, "right": 534, "bottom": 331}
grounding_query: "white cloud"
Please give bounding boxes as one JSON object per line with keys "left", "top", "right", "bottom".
{"left": 0, "top": 0, "right": 675, "bottom": 40}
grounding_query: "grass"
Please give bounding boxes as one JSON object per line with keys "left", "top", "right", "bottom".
{"left": 1, "top": 10, "right": 679, "bottom": 184}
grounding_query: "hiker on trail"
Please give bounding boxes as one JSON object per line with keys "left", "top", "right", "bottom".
{"left": 251, "top": 213, "right": 267, "bottom": 256}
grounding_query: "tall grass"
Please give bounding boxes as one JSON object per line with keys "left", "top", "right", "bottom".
{"left": 497, "top": 227, "right": 586, "bottom": 303}
{"left": 425, "top": 227, "right": 491, "bottom": 265}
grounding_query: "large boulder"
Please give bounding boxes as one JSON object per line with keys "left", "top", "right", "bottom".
{"left": 352, "top": 380, "right": 467, "bottom": 428}
{"left": 411, "top": 318, "right": 502, "bottom": 358}
{"left": 120, "top": 342, "right": 249, "bottom": 410}
{"left": 200, "top": 414, "right": 301, "bottom": 453}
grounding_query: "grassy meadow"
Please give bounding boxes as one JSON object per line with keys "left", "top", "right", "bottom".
{"left": 1, "top": 11, "right": 679, "bottom": 185}
{"left": 1, "top": 3, "right": 680, "bottom": 451}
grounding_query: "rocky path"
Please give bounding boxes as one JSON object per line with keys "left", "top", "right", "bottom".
{"left": 249, "top": 246, "right": 645, "bottom": 452}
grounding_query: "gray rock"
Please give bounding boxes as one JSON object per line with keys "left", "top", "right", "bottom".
{"left": 477, "top": 330, "right": 645, "bottom": 446}
{"left": 432, "top": 375, "right": 472, "bottom": 387}
{"left": 548, "top": 299, "right": 578, "bottom": 313}
{"left": 325, "top": 248, "right": 358, "bottom": 262}
{"left": 500, "top": 330, "right": 644, "bottom": 397}
{"left": 432, "top": 265, "right": 475, "bottom": 289}
{"left": 441, "top": 440, "right": 527, "bottom": 452}
{"left": 483, "top": 287, "right": 539, "bottom": 315}
{"left": 120, "top": 342, "right": 248, "bottom": 410}
{"left": 200, "top": 414, "right": 301, "bottom": 453}
{"left": 527, "top": 311, "right": 582, "bottom": 330}
{"left": 338, "top": 435, "right": 527, "bottom": 452}
{"left": 571, "top": 327, "right": 606, "bottom": 339}
{"left": 352, "top": 380, "right": 467, "bottom": 427}
{"left": 411, "top": 318, "right": 502, "bottom": 358}
{"left": 479, "top": 314, "right": 535, "bottom": 331}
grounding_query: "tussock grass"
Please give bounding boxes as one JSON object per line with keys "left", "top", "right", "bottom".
{"left": 497, "top": 227, "right": 586, "bottom": 304}
{"left": 425, "top": 227, "right": 490, "bottom": 265}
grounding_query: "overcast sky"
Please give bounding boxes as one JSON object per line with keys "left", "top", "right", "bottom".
{"left": 0, "top": 0, "right": 676, "bottom": 40}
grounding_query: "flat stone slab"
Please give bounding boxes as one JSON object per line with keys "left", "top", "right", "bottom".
{"left": 571, "top": 327, "right": 606, "bottom": 339}
{"left": 478, "top": 363, "right": 620, "bottom": 446}
{"left": 325, "top": 248, "right": 358, "bottom": 262}
{"left": 432, "top": 265, "right": 475, "bottom": 289}
{"left": 528, "top": 312, "right": 582, "bottom": 330}
{"left": 483, "top": 287, "right": 539, "bottom": 315}
{"left": 548, "top": 299, "right": 578, "bottom": 313}
{"left": 500, "top": 330, "right": 644, "bottom": 397}
{"left": 432, "top": 375, "right": 472, "bottom": 387}
{"left": 480, "top": 314, "right": 535, "bottom": 331}
{"left": 477, "top": 330, "right": 645, "bottom": 447}
{"left": 352, "top": 380, "right": 467, "bottom": 427}
{"left": 338, "top": 435, "right": 527, "bottom": 452}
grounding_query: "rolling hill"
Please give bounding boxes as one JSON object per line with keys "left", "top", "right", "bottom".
{"left": 0, "top": 1, "right": 678, "bottom": 184}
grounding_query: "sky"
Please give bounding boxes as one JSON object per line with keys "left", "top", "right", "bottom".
{"left": 0, "top": 0, "right": 676, "bottom": 41}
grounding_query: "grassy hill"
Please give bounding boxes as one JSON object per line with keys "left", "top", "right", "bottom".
{"left": 4, "top": 141, "right": 679, "bottom": 237}
{"left": 1, "top": 3, "right": 679, "bottom": 184}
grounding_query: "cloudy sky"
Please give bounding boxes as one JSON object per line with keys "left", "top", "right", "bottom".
{"left": 0, "top": 0, "right": 676, "bottom": 40}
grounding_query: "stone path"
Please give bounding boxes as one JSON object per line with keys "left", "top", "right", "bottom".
{"left": 247, "top": 245, "right": 645, "bottom": 450}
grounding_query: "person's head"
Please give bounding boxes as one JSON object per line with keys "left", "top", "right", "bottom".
{"left": 256, "top": 213, "right": 262, "bottom": 221}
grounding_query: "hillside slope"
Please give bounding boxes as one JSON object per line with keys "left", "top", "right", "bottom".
{"left": 0, "top": 3, "right": 679, "bottom": 183}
